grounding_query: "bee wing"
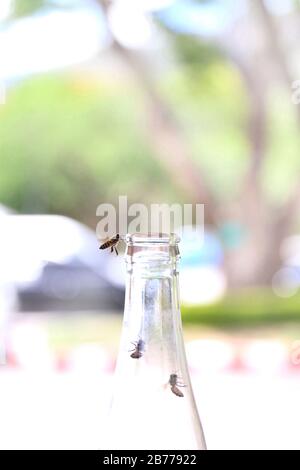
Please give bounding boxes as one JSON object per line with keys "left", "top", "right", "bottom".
{"left": 98, "top": 236, "right": 109, "bottom": 244}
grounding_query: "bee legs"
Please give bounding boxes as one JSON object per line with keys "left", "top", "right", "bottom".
{"left": 128, "top": 342, "right": 137, "bottom": 352}
{"left": 115, "top": 246, "right": 119, "bottom": 256}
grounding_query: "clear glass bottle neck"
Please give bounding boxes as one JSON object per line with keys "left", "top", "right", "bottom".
{"left": 123, "top": 234, "right": 182, "bottom": 370}
{"left": 125, "top": 233, "right": 180, "bottom": 274}
{"left": 104, "top": 234, "right": 207, "bottom": 450}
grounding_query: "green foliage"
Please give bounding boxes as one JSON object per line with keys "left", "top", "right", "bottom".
{"left": 263, "top": 88, "right": 300, "bottom": 205}
{"left": 162, "top": 61, "right": 249, "bottom": 201}
{"left": 10, "top": 0, "right": 75, "bottom": 18}
{"left": 169, "top": 33, "right": 221, "bottom": 67}
{"left": 0, "top": 74, "right": 176, "bottom": 222}
{"left": 11, "top": 0, "right": 47, "bottom": 17}
{"left": 181, "top": 290, "right": 300, "bottom": 327}
{"left": 1, "top": 58, "right": 298, "bottom": 224}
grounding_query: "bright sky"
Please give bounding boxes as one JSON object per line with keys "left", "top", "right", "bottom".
{"left": 0, "top": 0, "right": 289, "bottom": 82}
{"left": 157, "top": 0, "right": 242, "bottom": 36}
{"left": 0, "top": 0, "right": 11, "bottom": 22}
{"left": 0, "top": 0, "right": 244, "bottom": 82}
{"left": 0, "top": 5, "right": 108, "bottom": 81}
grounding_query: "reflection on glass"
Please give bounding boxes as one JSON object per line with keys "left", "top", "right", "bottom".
{"left": 103, "top": 234, "right": 206, "bottom": 450}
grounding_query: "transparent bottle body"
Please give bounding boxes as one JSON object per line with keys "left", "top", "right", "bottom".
{"left": 103, "top": 235, "right": 206, "bottom": 450}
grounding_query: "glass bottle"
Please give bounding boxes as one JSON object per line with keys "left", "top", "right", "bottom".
{"left": 103, "top": 233, "right": 206, "bottom": 450}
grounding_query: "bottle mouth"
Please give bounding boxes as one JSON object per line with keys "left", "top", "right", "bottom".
{"left": 125, "top": 233, "right": 180, "bottom": 246}
{"left": 125, "top": 233, "right": 180, "bottom": 262}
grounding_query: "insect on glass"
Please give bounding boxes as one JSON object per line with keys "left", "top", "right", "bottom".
{"left": 129, "top": 339, "right": 145, "bottom": 359}
{"left": 169, "top": 373, "right": 186, "bottom": 397}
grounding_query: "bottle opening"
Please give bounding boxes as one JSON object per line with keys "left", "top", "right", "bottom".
{"left": 125, "top": 233, "right": 180, "bottom": 246}
{"left": 125, "top": 233, "right": 180, "bottom": 262}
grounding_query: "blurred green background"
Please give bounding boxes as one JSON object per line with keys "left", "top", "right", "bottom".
{"left": 1, "top": 0, "right": 300, "bottom": 450}
{"left": 2, "top": 0, "right": 300, "bottom": 325}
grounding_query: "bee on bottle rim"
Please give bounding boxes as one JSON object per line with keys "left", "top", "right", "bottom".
{"left": 99, "top": 234, "right": 120, "bottom": 255}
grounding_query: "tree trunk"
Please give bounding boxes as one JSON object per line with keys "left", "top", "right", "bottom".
{"left": 97, "top": 0, "right": 218, "bottom": 225}
{"left": 224, "top": 1, "right": 300, "bottom": 288}
{"left": 97, "top": 0, "right": 298, "bottom": 289}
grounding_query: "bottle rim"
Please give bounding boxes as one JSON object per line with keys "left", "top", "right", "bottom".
{"left": 125, "top": 233, "right": 180, "bottom": 246}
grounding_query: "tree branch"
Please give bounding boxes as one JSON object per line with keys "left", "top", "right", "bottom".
{"left": 96, "top": 0, "right": 218, "bottom": 225}
{"left": 229, "top": 53, "right": 267, "bottom": 195}
{"left": 255, "top": 0, "right": 300, "bottom": 232}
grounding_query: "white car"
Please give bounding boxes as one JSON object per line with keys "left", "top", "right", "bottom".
{"left": 0, "top": 214, "right": 125, "bottom": 312}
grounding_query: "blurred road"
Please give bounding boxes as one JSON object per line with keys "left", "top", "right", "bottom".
{"left": 0, "top": 369, "right": 299, "bottom": 450}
